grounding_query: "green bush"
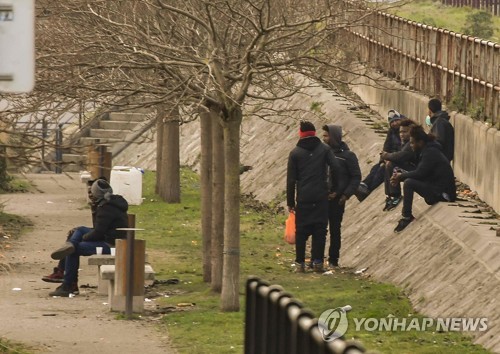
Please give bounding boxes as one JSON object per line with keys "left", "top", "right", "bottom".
{"left": 462, "top": 11, "right": 494, "bottom": 39}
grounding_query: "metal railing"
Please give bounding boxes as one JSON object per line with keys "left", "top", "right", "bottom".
{"left": 245, "top": 277, "right": 365, "bottom": 354}
{"left": 342, "top": 5, "right": 500, "bottom": 126}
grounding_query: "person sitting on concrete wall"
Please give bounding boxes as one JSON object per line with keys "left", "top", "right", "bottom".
{"left": 427, "top": 98, "right": 454, "bottom": 162}
{"left": 322, "top": 124, "right": 361, "bottom": 269}
{"left": 48, "top": 179, "right": 129, "bottom": 297}
{"left": 391, "top": 125, "right": 456, "bottom": 233}
{"left": 380, "top": 118, "right": 418, "bottom": 211}
{"left": 355, "top": 109, "right": 404, "bottom": 201}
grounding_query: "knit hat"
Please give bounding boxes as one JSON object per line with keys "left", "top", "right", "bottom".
{"left": 299, "top": 121, "right": 316, "bottom": 138}
{"left": 91, "top": 179, "right": 113, "bottom": 201}
{"left": 387, "top": 109, "right": 402, "bottom": 123}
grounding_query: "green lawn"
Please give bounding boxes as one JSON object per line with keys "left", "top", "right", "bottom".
{"left": 387, "top": 0, "right": 500, "bottom": 42}
{"left": 129, "top": 169, "right": 491, "bottom": 354}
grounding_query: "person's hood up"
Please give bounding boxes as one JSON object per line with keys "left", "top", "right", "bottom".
{"left": 325, "top": 124, "right": 342, "bottom": 147}
{"left": 431, "top": 110, "right": 450, "bottom": 124}
{"left": 102, "top": 194, "right": 129, "bottom": 212}
{"left": 296, "top": 136, "right": 322, "bottom": 151}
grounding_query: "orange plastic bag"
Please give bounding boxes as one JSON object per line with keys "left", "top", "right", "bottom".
{"left": 284, "top": 212, "right": 296, "bottom": 244}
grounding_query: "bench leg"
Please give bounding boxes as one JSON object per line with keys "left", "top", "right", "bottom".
{"left": 97, "top": 265, "right": 109, "bottom": 295}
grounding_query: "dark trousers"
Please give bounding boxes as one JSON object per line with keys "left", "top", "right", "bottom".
{"left": 328, "top": 199, "right": 345, "bottom": 265}
{"left": 362, "top": 163, "right": 385, "bottom": 192}
{"left": 295, "top": 223, "right": 327, "bottom": 264}
{"left": 384, "top": 162, "right": 415, "bottom": 197}
{"left": 402, "top": 179, "right": 442, "bottom": 217}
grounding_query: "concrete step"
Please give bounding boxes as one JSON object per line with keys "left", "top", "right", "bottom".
{"left": 62, "top": 154, "right": 86, "bottom": 164}
{"left": 108, "top": 112, "right": 148, "bottom": 122}
{"left": 80, "top": 137, "right": 122, "bottom": 146}
{"left": 62, "top": 162, "right": 85, "bottom": 173}
{"left": 90, "top": 129, "right": 128, "bottom": 139}
{"left": 100, "top": 121, "right": 138, "bottom": 130}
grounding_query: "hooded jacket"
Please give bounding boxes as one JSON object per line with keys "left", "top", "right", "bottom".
{"left": 383, "top": 126, "right": 402, "bottom": 153}
{"left": 324, "top": 125, "right": 361, "bottom": 198}
{"left": 382, "top": 139, "right": 417, "bottom": 169}
{"left": 430, "top": 111, "right": 454, "bottom": 161}
{"left": 400, "top": 141, "right": 456, "bottom": 200}
{"left": 287, "top": 136, "right": 339, "bottom": 207}
{"left": 83, "top": 194, "right": 129, "bottom": 245}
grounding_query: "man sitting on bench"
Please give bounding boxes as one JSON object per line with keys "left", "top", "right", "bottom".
{"left": 48, "top": 179, "right": 129, "bottom": 297}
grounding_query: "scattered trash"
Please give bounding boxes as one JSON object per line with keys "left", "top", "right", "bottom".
{"left": 12, "top": 288, "right": 21, "bottom": 291}
{"left": 46, "top": 201, "right": 54, "bottom": 204}
{"left": 322, "top": 270, "right": 334, "bottom": 275}
{"left": 102, "top": 302, "right": 108, "bottom": 305}
{"left": 145, "top": 298, "right": 152, "bottom": 302}
{"left": 354, "top": 267, "right": 368, "bottom": 275}
{"left": 177, "top": 303, "right": 195, "bottom": 307}
{"left": 69, "top": 294, "right": 75, "bottom": 298}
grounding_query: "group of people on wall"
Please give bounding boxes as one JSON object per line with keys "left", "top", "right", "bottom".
{"left": 286, "top": 98, "right": 455, "bottom": 273}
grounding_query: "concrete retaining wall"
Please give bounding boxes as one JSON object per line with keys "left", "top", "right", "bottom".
{"left": 349, "top": 73, "right": 500, "bottom": 214}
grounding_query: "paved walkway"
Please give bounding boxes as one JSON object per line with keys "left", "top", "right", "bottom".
{"left": 0, "top": 173, "right": 174, "bottom": 354}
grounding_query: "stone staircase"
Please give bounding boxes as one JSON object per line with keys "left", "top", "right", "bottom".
{"left": 61, "top": 112, "right": 150, "bottom": 172}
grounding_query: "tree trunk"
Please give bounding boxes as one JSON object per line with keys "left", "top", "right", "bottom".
{"left": 211, "top": 113, "right": 225, "bottom": 293}
{"left": 158, "top": 108, "right": 181, "bottom": 203}
{"left": 200, "top": 109, "right": 213, "bottom": 283}
{"left": 220, "top": 108, "right": 242, "bottom": 312}
{"left": 155, "top": 112, "right": 164, "bottom": 195}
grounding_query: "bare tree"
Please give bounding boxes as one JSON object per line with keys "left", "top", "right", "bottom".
{"left": 2, "top": 0, "right": 389, "bottom": 311}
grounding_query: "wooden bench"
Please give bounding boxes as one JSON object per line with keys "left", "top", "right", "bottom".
{"left": 100, "top": 264, "right": 155, "bottom": 312}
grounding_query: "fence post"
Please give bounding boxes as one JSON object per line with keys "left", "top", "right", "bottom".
{"left": 55, "top": 123, "right": 63, "bottom": 174}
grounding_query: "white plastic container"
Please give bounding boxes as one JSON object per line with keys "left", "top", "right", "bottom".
{"left": 110, "top": 166, "right": 143, "bottom": 205}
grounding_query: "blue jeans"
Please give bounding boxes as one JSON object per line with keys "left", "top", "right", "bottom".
{"left": 63, "top": 226, "right": 110, "bottom": 285}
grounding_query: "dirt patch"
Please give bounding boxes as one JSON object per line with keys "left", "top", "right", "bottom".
{"left": 0, "top": 173, "right": 175, "bottom": 354}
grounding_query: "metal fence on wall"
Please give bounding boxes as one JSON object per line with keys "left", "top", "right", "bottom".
{"left": 441, "top": 0, "right": 500, "bottom": 15}
{"left": 343, "top": 9, "right": 500, "bottom": 125}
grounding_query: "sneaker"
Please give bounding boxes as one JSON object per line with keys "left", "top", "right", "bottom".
{"left": 51, "top": 242, "right": 75, "bottom": 260}
{"left": 382, "top": 196, "right": 392, "bottom": 211}
{"left": 42, "top": 267, "right": 64, "bottom": 283}
{"left": 49, "top": 283, "right": 79, "bottom": 297}
{"left": 355, "top": 183, "right": 370, "bottom": 202}
{"left": 394, "top": 216, "right": 416, "bottom": 233}
{"left": 328, "top": 262, "right": 339, "bottom": 270}
{"left": 294, "top": 262, "right": 306, "bottom": 273}
{"left": 312, "top": 262, "right": 324, "bottom": 273}
{"left": 386, "top": 196, "right": 402, "bottom": 211}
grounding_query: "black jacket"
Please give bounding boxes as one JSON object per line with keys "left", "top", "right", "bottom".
{"left": 430, "top": 111, "right": 454, "bottom": 161}
{"left": 400, "top": 142, "right": 456, "bottom": 200}
{"left": 83, "top": 195, "right": 129, "bottom": 245}
{"left": 325, "top": 125, "right": 361, "bottom": 198}
{"left": 287, "top": 136, "right": 339, "bottom": 207}
{"left": 383, "top": 140, "right": 417, "bottom": 170}
{"left": 383, "top": 127, "right": 402, "bottom": 153}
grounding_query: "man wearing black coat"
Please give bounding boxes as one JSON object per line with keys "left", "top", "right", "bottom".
{"left": 287, "top": 121, "right": 339, "bottom": 273}
{"left": 391, "top": 125, "right": 456, "bottom": 233}
{"left": 49, "top": 179, "right": 129, "bottom": 296}
{"left": 428, "top": 98, "right": 454, "bottom": 162}
{"left": 322, "top": 125, "right": 361, "bottom": 268}
{"left": 380, "top": 118, "right": 417, "bottom": 211}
